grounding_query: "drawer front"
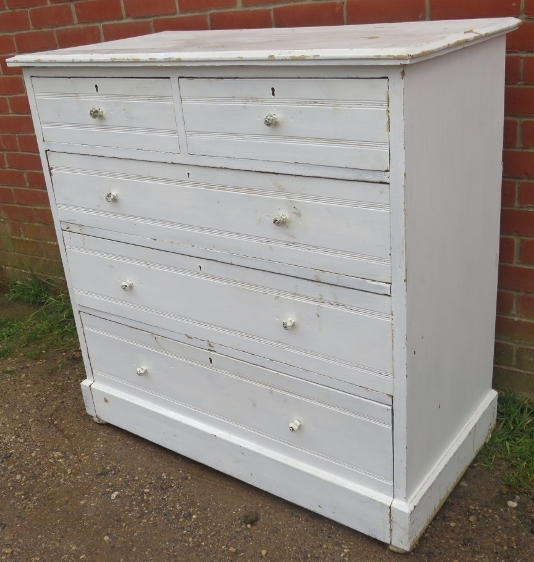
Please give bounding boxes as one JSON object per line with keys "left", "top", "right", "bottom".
{"left": 82, "top": 313, "right": 393, "bottom": 494}
{"left": 32, "top": 77, "right": 180, "bottom": 154}
{"left": 50, "top": 152, "right": 391, "bottom": 284}
{"left": 65, "top": 233, "right": 394, "bottom": 397}
{"left": 180, "top": 78, "right": 389, "bottom": 171}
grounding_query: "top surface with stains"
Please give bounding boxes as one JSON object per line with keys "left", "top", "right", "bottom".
{"left": 8, "top": 18, "right": 519, "bottom": 67}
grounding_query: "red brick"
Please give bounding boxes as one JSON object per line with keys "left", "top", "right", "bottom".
{"left": 0, "top": 56, "right": 23, "bottom": 76}
{"left": 274, "top": 2, "right": 344, "bottom": 27}
{"left": 20, "top": 223, "right": 57, "bottom": 242}
{"left": 499, "top": 263, "right": 534, "bottom": 292}
{"left": 501, "top": 208, "right": 534, "bottom": 236}
{"left": 10, "top": 237, "right": 45, "bottom": 257}
{"left": 179, "top": 0, "right": 235, "bottom": 12}
{"left": 505, "top": 86, "right": 534, "bottom": 116}
{"left": 500, "top": 236, "right": 515, "bottom": 262}
{"left": 8, "top": 95, "right": 30, "bottom": 114}
{"left": 518, "top": 294, "right": 534, "bottom": 319}
{"left": 507, "top": 22, "right": 534, "bottom": 52}
{"left": 0, "top": 168, "right": 25, "bottom": 186}
{"left": 527, "top": 0, "right": 534, "bottom": 16}
{"left": 496, "top": 289, "right": 514, "bottom": 314}
{"left": 0, "top": 134, "right": 19, "bottom": 151}
{"left": 523, "top": 121, "right": 534, "bottom": 149}
{"left": 347, "top": 0, "right": 424, "bottom": 24}
{"left": 15, "top": 30, "right": 56, "bottom": 53}
{"left": 0, "top": 187, "right": 14, "bottom": 204}
{"left": 41, "top": 241, "right": 60, "bottom": 260}
{"left": 502, "top": 179, "right": 516, "bottom": 206}
{"left": 243, "top": 0, "right": 297, "bottom": 4}
{"left": 0, "top": 97, "right": 9, "bottom": 114}
{"left": 16, "top": 134, "right": 38, "bottom": 153}
{"left": 0, "top": 75, "right": 25, "bottom": 94}
{"left": 75, "top": 0, "right": 123, "bottom": 24}
{"left": 33, "top": 207, "right": 53, "bottom": 224}
{"left": 0, "top": 10, "right": 30, "bottom": 32}
{"left": 210, "top": 9, "right": 272, "bottom": 30}
{"left": 124, "top": 0, "right": 176, "bottom": 18}
{"left": 153, "top": 14, "right": 209, "bottom": 32}
{"left": 25, "top": 170, "right": 46, "bottom": 188}
{"left": 0, "top": 35, "right": 15, "bottom": 54}
{"left": 496, "top": 315, "right": 534, "bottom": 345}
{"left": 6, "top": 151, "right": 41, "bottom": 171}
{"left": 102, "top": 21, "right": 153, "bottom": 42}
{"left": 519, "top": 181, "right": 534, "bottom": 206}
{"left": 525, "top": 57, "right": 534, "bottom": 84}
{"left": 56, "top": 26, "right": 101, "bottom": 48}
{"left": 503, "top": 150, "right": 534, "bottom": 178}
{"left": 505, "top": 54, "right": 521, "bottom": 85}
{"left": 30, "top": 4, "right": 73, "bottom": 28}
{"left": 431, "top": 0, "right": 519, "bottom": 19}
{"left": 520, "top": 238, "right": 534, "bottom": 264}
{"left": 0, "top": 204, "right": 34, "bottom": 222}
{"left": 13, "top": 187, "right": 49, "bottom": 205}
{"left": 503, "top": 118, "right": 518, "bottom": 148}
{"left": 7, "top": 0, "right": 46, "bottom": 7}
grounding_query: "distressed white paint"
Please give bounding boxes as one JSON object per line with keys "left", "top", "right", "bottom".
{"left": 8, "top": 19, "right": 517, "bottom": 67}
{"left": 16, "top": 20, "right": 517, "bottom": 551}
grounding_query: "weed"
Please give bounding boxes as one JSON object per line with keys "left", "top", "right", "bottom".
{"left": 0, "top": 276, "right": 77, "bottom": 358}
{"left": 478, "top": 392, "right": 534, "bottom": 494}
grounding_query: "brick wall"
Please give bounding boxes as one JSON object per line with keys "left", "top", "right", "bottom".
{"left": 0, "top": 0, "right": 533, "bottom": 395}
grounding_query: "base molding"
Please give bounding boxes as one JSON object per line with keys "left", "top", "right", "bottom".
{"left": 390, "top": 390, "right": 497, "bottom": 551}
{"left": 87, "top": 381, "right": 392, "bottom": 542}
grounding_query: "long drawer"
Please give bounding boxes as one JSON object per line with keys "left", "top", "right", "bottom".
{"left": 180, "top": 78, "right": 389, "bottom": 171}
{"left": 32, "top": 77, "right": 180, "bottom": 154}
{"left": 64, "top": 232, "right": 394, "bottom": 397}
{"left": 50, "top": 152, "right": 391, "bottom": 285}
{"left": 82, "top": 313, "right": 393, "bottom": 494}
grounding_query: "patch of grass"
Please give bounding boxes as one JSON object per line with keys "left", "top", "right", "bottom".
{"left": 0, "top": 276, "right": 77, "bottom": 359}
{"left": 478, "top": 392, "right": 534, "bottom": 494}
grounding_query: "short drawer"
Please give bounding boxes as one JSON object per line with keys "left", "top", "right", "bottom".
{"left": 32, "top": 77, "right": 180, "bottom": 154}
{"left": 180, "top": 78, "right": 389, "bottom": 171}
{"left": 82, "top": 313, "right": 393, "bottom": 494}
{"left": 50, "top": 152, "right": 391, "bottom": 285}
{"left": 65, "top": 232, "right": 394, "bottom": 397}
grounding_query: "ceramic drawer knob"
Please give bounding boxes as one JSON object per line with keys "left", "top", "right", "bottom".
{"left": 89, "top": 107, "right": 104, "bottom": 119}
{"left": 282, "top": 318, "right": 295, "bottom": 330}
{"left": 289, "top": 419, "right": 301, "bottom": 432}
{"left": 273, "top": 213, "right": 288, "bottom": 226}
{"left": 136, "top": 366, "right": 147, "bottom": 376}
{"left": 263, "top": 113, "right": 278, "bottom": 127}
{"left": 105, "top": 192, "right": 118, "bottom": 202}
{"left": 120, "top": 280, "right": 133, "bottom": 291}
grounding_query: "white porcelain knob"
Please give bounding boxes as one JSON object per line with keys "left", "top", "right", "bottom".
{"left": 264, "top": 113, "right": 278, "bottom": 127}
{"left": 289, "top": 419, "right": 301, "bottom": 432}
{"left": 105, "top": 192, "right": 118, "bottom": 202}
{"left": 90, "top": 108, "right": 103, "bottom": 119}
{"left": 136, "top": 366, "right": 147, "bottom": 376}
{"left": 273, "top": 213, "right": 288, "bottom": 226}
{"left": 120, "top": 280, "right": 133, "bottom": 290}
{"left": 282, "top": 318, "right": 295, "bottom": 330}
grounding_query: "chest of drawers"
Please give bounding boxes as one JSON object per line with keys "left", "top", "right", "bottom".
{"left": 9, "top": 18, "right": 518, "bottom": 551}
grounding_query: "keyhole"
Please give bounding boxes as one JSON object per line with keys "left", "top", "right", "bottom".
{"left": 271, "top": 87, "right": 275, "bottom": 97}
{"left": 187, "top": 172, "right": 190, "bottom": 178}
{"left": 198, "top": 265, "right": 201, "bottom": 271}
{"left": 209, "top": 358, "right": 213, "bottom": 364}
{"left": 95, "top": 84, "right": 98, "bottom": 92}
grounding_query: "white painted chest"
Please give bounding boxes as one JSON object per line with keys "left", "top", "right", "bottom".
{"left": 9, "top": 18, "right": 518, "bottom": 550}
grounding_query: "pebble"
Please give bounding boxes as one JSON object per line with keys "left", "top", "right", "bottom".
{"left": 507, "top": 501, "right": 518, "bottom": 508}
{"left": 469, "top": 516, "right": 477, "bottom": 523}
{"left": 261, "top": 550, "right": 267, "bottom": 557}
{"left": 459, "top": 482, "right": 468, "bottom": 487}
{"left": 111, "top": 492, "right": 119, "bottom": 500}
{"left": 228, "top": 547, "right": 237, "bottom": 553}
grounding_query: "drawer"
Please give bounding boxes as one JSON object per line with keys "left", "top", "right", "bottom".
{"left": 50, "top": 152, "right": 391, "bottom": 285}
{"left": 32, "top": 77, "right": 180, "bottom": 154}
{"left": 82, "top": 313, "right": 393, "bottom": 494}
{"left": 65, "top": 232, "right": 394, "bottom": 397}
{"left": 180, "top": 78, "right": 389, "bottom": 172}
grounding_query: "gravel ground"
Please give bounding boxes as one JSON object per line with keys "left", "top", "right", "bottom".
{"left": 1, "top": 300, "right": 533, "bottom": 562}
